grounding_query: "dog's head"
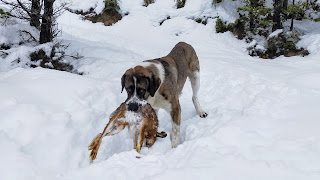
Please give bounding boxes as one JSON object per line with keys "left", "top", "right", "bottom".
{"left": 121, "top": 65, "right": 161, "bottom": 112}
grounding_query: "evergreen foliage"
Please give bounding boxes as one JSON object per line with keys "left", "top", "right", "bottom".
{"left": 177, "top": 0, "right": 186, "bottom": 9}
{"left": 216, "top": 18, "right": 229, "bottom": 33}
{"left": 103, "top": 0, "right": 120, "bottom": 12}
{"left": 237, "top": 0, "right": 274, "bottom": 34}
{"left": 216, "top": 17, "right": 245, "bottom": 39}
{"left": 144, "top": 0, "right": 155, "bottom": 7}
{"left": 310, "top": 0, "right": 320, "bottom": 11}
{"left": 0, "top": 8, "right": 10, "bottom": 18}
{"left": 284, "top": 3, "right": 305, "bottom": 21}
{"left": 215, "top": 0, "right": 315, "bottom": 58}
{"left": 213, "top": 0, "right": 223, "bottom": 6}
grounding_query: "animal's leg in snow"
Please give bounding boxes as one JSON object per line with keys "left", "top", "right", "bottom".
{"left": 88, "top": 120, "right": 128, "bottom": 162}
{"left": 136, "top": 126, "right": 145, "bottom": 153}
{"left": 189, "top": 71, "right": 208, "bottom": 118}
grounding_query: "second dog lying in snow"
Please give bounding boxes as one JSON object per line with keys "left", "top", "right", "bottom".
{"left": 88, "top": 102, "right": 167, "bottom": 162}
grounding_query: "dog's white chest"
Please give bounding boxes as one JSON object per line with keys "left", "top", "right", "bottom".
{"left": 147, "top": 93, "right": 172, "bottom": 112}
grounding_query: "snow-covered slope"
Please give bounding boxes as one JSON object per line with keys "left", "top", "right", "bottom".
{"left": 1, "top": 0, "right": 320, "bottom": 179}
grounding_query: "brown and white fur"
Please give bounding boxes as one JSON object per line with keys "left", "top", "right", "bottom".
{"left": 121, "top": 42, "right": 207, "bottom": 148}
{"left": 88, "top": 102, "right": 166, "bottom": 163}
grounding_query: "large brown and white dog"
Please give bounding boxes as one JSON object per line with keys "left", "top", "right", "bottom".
{"left": 121, "top": 42, "right": 207, "bottom": 148}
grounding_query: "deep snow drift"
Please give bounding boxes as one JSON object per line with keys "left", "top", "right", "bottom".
{"left": 1, "top": 0, "right": 320, "bottom": 180}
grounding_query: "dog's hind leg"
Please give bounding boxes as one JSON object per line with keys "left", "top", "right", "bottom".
{"left": 188, "top": 70, "right": 208, "bottom": 118}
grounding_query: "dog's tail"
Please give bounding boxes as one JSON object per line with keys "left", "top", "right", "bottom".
{"left": 156, "top": 131, "right": 167, "bottom": 138}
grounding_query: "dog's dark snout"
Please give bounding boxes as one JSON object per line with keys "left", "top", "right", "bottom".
{"left": 128, "top": 103, "right": 139, "bottom": 112}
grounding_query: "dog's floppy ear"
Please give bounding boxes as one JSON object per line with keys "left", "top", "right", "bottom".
{"left": 148, "top": 73, "right": 161, "bottom": 97}
{"left": 121, "top": 74, "right": 126, "bottom": 93}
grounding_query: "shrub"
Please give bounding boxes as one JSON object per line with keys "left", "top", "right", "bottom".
{"left": 283, "top": 41, "right": 297, "bottom": 51}
{"left": 177, "top": 0, "right": 186, "bottom": 9}
{"left": 284, "top": 4, "right": 305, "bottom": 21}
{"left": 216, "top": 18, "right": 229, "bottom": 33}
{"left": 0, "top": 8, "right": 11, "bottom": 18}
{"left": 144, "top": 0, "right": 155, "bottom": 7}
{"left": 103, "top": 0, "right": 120, "bottom": 12}
{"left": 29, "top": 43, "right": 75, "bottom": 72}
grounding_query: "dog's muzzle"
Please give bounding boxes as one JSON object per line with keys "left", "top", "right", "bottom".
{"left": 127, "top": 103, "right": 139, "bottom": 112}
{"left": 126, "top": 95, "right": 147, "bottom": 112}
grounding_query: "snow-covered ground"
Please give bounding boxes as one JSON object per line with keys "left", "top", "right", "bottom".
{"left": 1, "top": 0, "right": 320, "bottom": 179}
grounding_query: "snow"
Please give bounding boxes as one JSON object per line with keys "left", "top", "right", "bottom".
{"left": 1, "top": 0, "right": 320, "bottom": 180}
{"left": 67, "top": 0, "right": 105, "bottom": 13}
{"left": 268, "top": 29, "right": 284, "bottom": 39}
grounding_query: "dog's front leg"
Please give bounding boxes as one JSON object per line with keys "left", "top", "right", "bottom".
{"left": 170, "top": 100, "right": 181, "bottom": 148}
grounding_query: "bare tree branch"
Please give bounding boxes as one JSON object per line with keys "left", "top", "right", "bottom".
{"left": 1, "top": 0, "right": 31, "bottom": 20}
{"left": 53, "top": 2, "right": 69, "bottom": 16}
{"left": 17, "top": 0, "right": 31, "bottom": 16}
{"left": 20, "top": 30, "right": 38, "bottom": 43}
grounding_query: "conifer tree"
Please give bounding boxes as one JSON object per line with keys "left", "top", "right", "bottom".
{"left": 238, "top": 0, "right": 273, "bottom": 34}
{"left": 284, "top": 0, "right": 305, "bottom": 31}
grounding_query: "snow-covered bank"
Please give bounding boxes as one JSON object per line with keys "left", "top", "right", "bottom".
{"left": 1, "top": 0, "right": 320, "bottom": 179}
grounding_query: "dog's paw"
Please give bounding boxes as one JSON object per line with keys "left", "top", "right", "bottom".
{"left": 198, "top": 111, "right": 208, "bottom": 118}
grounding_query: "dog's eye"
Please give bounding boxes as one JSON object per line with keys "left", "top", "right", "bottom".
{"left": 127, "top": 86, "right": 134, "bottom": 93}
{"left": 139, "top": 89, "right": 146, "bottom": 95}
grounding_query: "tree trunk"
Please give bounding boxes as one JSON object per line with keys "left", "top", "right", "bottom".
{"left": 290, "top": 0, "right": 295, "bottom": 31}
{"left": 30, "top": 0, "right": 41, "bottom": 29}
{"left": 40, "top": 0, "right": 55, "bottom": 44}
{"left": 282, "top": 0, "right": 288, "bottom": 9}
{"left": 282, "top": 0, "right": 288, "bottom": 19}
{"left": 272, "top": 0, "right": 283, "bottom": 31}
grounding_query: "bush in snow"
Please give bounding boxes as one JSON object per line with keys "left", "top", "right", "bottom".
{"left": 216, "top": 18, "right": 229, "bottom": 33}
{"left": 144, "top": 0, "right": 155, "bottom": 7}
{"left": 215, "top": 0, "right": 315, "bottom": 59}
{"left": 0, "top": 16, "right": 79, "bottom": 73}
{"left": 71, "top": 0, "right": 123, "bottom": 26}
{"left": 177, "top": 0, "right": 186, "bottom": 9}
{"left": 247, "top": 29, "right": 309, "bottom": 59}
{"left": 0, "top": 35, "right": 77, "bottom": 73}
{"left": 29, "top": 42, "right": 74, "bottom": 71}
{"left": 0, "top": 8, "right": 11, "bottom": 19}
{"left": 216, "top": 17, "right": 245, "bottom": 39}
{"left": 212, "top": 0, "right": 223, "bottom": 7}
